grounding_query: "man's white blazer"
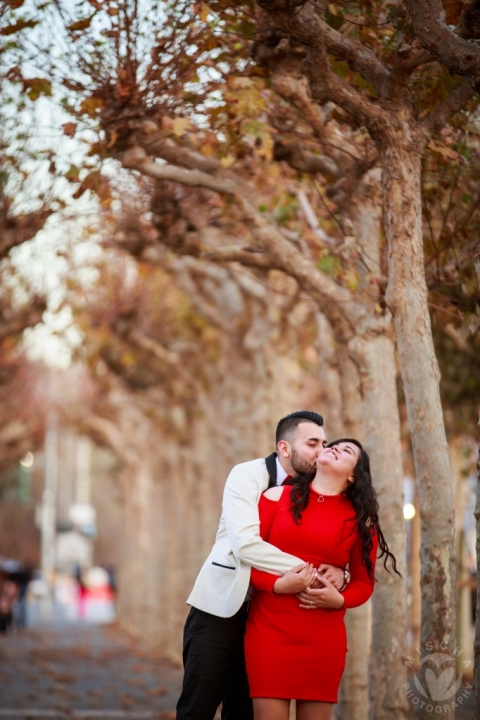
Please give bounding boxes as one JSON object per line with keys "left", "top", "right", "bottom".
{"left": 186, "top": 457, "right": 303, "bottom": 618}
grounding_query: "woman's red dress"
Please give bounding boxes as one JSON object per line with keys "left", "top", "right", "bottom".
{"left": 244, "top": 486, "right": 378, "bottom": 702}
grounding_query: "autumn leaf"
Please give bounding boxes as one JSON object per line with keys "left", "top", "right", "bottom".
{"left": 428, "top": 140, "right": 460, "bottom": 160}
{"left": 107, "top": 130, "right": 119, "bottom": 148}
{"left": 220, "top": 155, "right": 235, "bottom": 168}
{"left": 80, "top": 96, "right": 104, "bottom": 116}
{"left": 62, "top": 122, "right": 77, "bottom": 138}
{"left": 22, "top": 77, "right": 52, "bottom": 100}
{"left": 194, "top": 2, "right": 211, "bottom": 22}
{"left": 67, "top": 13, "right": 96, "bottom": 32}
{"left": 65, "top": 164, "right": 81, "bottom": 182}
{"left": 1, "top": 18, "right": 38, "bottom": 35}
{"left": 172, "top": 117, "right": 191, "bottom": 136}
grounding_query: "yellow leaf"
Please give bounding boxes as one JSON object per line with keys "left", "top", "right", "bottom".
{"left": 343, "top": 269, "right": 359, "bottom": 292}
{"left": 255, "top": 134, "right": 274, "bottom": 161}
{"left": 220, "top": 155, "right": 235, "bottom": 168}
{"left": 172, "top": 117, "right": 191, "bottom": 136}
{"left": 194, "top": 1, "right": 211, "bottom": 22}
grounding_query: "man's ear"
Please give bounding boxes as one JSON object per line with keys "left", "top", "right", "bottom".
{"left": 277, "top": 439, "right": 290, "bottom": 458}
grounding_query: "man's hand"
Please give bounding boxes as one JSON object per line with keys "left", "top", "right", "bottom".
{"left": 297, "top": 575, "right": 345, "bottom": 610}
{"left": 314, "top": 563, "right": 346, "bottom": 591}
{"left": 273, "top": 563, "right": 317, "bottom": 594}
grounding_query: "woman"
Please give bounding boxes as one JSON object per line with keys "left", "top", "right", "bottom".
{"left": 244, "top": 439, "right": 400, "bottom": 720}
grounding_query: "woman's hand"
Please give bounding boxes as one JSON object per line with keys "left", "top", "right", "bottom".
{"left": 315, "top": 563, "right": 346, "bottom": 591}
{"left": 296, "top": 575, "right": 345, "bottom": 609}
{"left": 273, "top": 563, "right": 317, "bottom": 594}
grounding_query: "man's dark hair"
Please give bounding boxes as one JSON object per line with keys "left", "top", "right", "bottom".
{"left": 275, "top": 410, "right": 324, "bottom": 445}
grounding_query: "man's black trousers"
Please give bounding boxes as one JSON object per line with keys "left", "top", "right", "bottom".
{"left": 176, "top": 604, "right": 253, "bottom": 720}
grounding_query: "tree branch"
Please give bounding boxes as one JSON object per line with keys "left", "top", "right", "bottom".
{"left": 120, "top": 147, "right": 238, "bottom": 194}
{"left": 315, "top": 13, "right": 390, "bottom": 96}
{"left": 127, "top": 328, "right": 179, "bottom": 365}
{"left": 120, "top": 147, "right": 380, "bottom": 340}
{"left": 273, "top": 139, "right": 340, "bottom": 178}
{"left": 422, "top": 78, "right": 475, "bottom": 140}
{"left": 133, "top": 123, "right": 221, "bottom": 173}
{"left": 304, "top": 44, "right": 386, "bottom": 134}
{"left": 475, "top": 245, "right": 480, "bottom": 288}
{"left": 404, "top": 0, "right": 480, "bottom": 88}
{"left": 259, "top": 1, "right": 390, "bottom": 95}
{"left": 442, "top": 323, "right": 476, "bottom": 359}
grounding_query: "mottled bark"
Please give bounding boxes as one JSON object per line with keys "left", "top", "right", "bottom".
{"left": 383, "top": 141, "right": 455, "bottom": 720}
{"left": 473, "top": 252, "right": 480, "bottom": 716}
{"left": 335, "top": 604, "right": 371, "bottom": 720}
{"left": 347, "top": 176, "right": 409, "bottom": 720}
{"left": 475, "top": 427, "right": 480, "bottom": 715}
{"left": 350, "top": 332, "right": 409, "bottom": 720}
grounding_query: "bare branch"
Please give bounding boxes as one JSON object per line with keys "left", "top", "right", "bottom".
{"left": 259, "top": 1, "right": 389, "bottom": 95}
{"left": 119, "top": 149, "right": 379, "bottom": 340}
{"left": 401, "top": 48, "right": 436, "bottom": 71}
{"left": 273, "top": 139, "right": 340, "bottom": 178}
{"left": 304, "top": 44, "right": 386, "bottom": 134}
{"left": 200, "top": 245, "right": 281, "bottom": 270}
{"left": 422, "top": 78, "right": 475, "bottom": 140}
{"left": 133, "top": 123, "right": 220, "bottom": 173}
{"left": 475, "top": 245, "right": 480, "bottom": 288}
{"left": 120, "top": 147, "right": 238, "bottom": 195}
{"left": 127, "top": 329, "right": 179, "bottom": 365}
{"left": 316, "top": 13, "right": 390, "bottom": 96}
{"left": 442, "top": 323, "right": 476, "bottom": 359}
{"left": 296, "top": 189, "right": 337, "bottom": 246}
{"left": 404, "top": 0, "right": 480, "bottom": 88}
{"left": 270, "top": 71, "right": 363, "bottom": 171}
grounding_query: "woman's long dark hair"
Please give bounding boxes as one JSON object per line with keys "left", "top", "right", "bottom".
{"left": 284, "top": 438, "right": 401, "bottom": 580}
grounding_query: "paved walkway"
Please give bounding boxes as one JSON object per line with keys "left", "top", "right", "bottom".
{"left": 0, "top": 623, "right": 183, "bottom": 720}
{"left": 0, "top": 619, "right": 474, "bottom": 720}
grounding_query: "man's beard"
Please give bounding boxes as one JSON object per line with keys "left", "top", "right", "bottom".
{"left": 290, "top": 448, "right": 316, "bottom": 477}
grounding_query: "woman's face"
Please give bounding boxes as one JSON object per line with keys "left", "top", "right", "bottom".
{"left": 317, "top": 441, "right": 360, "bottom": 482}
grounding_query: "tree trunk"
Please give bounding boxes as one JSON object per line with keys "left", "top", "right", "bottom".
{"left": 474, "top": 422, "right": 480, "bottom": 716}
{"left": 382, "top": 140, "right": 456, "bottom": 720}
{"left": 352, "top": 332, "right": 409, "bottom": 720}
{"left": 344, "top": 172, "right": 409, "bottom": 720}
{"left": 410, "top": 495, "right": 421, "bottom": 657}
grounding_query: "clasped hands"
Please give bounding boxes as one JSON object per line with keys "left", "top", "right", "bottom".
{"left": 273, "top": 563, "right": 345, "bottom": 610}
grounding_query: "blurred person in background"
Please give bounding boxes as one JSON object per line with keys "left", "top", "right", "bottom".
{"left": 0, "top": 569, "right": 19, "bottom": 633}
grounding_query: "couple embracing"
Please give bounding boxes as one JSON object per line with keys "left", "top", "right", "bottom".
{"left": 176, "top": 410, "right": 400, "bottom": 720}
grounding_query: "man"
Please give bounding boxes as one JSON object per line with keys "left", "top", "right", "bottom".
{"left": 176, "top": 411, "right": 348, "bottom": 720}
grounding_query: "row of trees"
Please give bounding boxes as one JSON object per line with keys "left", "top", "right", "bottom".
{"left": 1, "top": 1, "right": 479, "bottom": 718}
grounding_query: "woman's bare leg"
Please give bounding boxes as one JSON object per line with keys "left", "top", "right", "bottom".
{"left": 297, "top": 700, "right": 334, "bottom": 720}
{"left": 252, "top": 698, "right": 291, "bottom": 720}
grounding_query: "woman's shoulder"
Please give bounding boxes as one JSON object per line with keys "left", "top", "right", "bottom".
{"left": 262, "top": 485, "right": 285, "bottom": 501}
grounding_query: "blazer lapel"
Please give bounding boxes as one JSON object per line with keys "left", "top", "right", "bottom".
{"left": 265, "top": 452, "right": 277, "bottom": 489}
